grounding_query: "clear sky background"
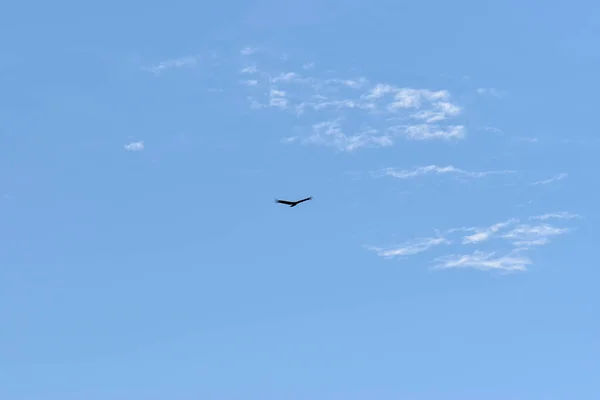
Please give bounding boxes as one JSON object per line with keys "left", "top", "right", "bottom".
{"left": 1, "top": 1, "right": 599, "bottom": 399}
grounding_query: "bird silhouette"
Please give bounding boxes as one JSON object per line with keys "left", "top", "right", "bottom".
{"left": 275, "top": 196, "right": 312, "bottom": 207}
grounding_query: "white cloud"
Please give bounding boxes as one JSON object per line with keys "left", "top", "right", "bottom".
{"left": 305, "top": 119, "right": 393, "bottom": 152}
{"left": 370, "top": 212, "right": 580, "bottom": 272}
{"left": 530, "top": 211, "right": 581, "bottom": 221}
{"left": 268, "top": 89, "right": 288, "bottom": 108}
{"left": 411, "top": 102, "right": 461, "bottom": 123}
{"left": 501, "top": 224, "right": 570, "bottom": 247}
{"left": 240, "top": 65, "right": 258, "bottom": 74}
{"left": 236, "top": 54, "right": 466, "bottom": 151}
{"left": 397, "top": 124, "right": 466, "bottom": 140}
{"left": 476, "top": 88, "right": 506, "bottom": 97}
{"left": 295, "top": 98, "right": 373, "bottom": 114}
{"left": 363, "top": 83, "right": 398, "bottom": 100}
{"left": 281, "top": 136, "right": 298, "bottom": 144}
{"left": 326, "top": 77, "right": 369, "bottom": 89}
{"left": 435, "top": 250, "right": 530, "bottom": 272}
{"left": 240, "top": 46, "right": 257, "bottom": 55}
{"left": 461, "top": 219, "right": 519, "bottom": 244}
{"left": 381, "top": 87, "right": 450, "bottom": 110}
{"left": 240, "top": 79, "right": 258, "bottom": 86}
{"left": 531, "top": 172, "right": 567, "bottom": 185}
{"left": 369, "top": 236, "right": 450, "bottom": 258}
{"left": 124, "top": 141, "right": 144, "bottom": 151}
{"left": 373, "top": 165, "right": 515, "bottom": 180}
{"left": 144, "top": 56, "right": 198, "bottom": 75}
{"left": 271, "top": 72, "right": 300, "bottom": 83}
{"left": 479, "top": 126, "right": 503, "bottom": 135}
{"left": 517, "top": 136, "right": 539, "bottom": 143}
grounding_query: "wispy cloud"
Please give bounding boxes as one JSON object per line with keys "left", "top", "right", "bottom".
{"left": 236, "top": 51, "right": 466, "bottom": 151}
{"left": 124, "top": 141, "right": 144, "bottom": 151}
{"left": 456, "top": 218, "right": 571, "bottom": 248}
{"left": 306, "top": 119, "right": 393, "bottom": 152}
{"left": 530, "top": 211, "right": 581, "bottom": 221}
{"left": 240, "top": 65, "right": 258, "bottom": 74}
{"left": 369, "top": 213, "right": 580, "bottom": 272}
{"left": 281, "top": 136, "right": 298, "bottom": 144}
{"left": 480, "top": 126, "right": 503, "bottom": 134}
{"left": 240, "top": 79, "right": 258, "bottom": 86}
{"left": 501, "top": 224, "right": 570, "bottom": 247}
{"left": 268, "top": 89, "right": 288, "bottom": 108}
{"left": 460, "top": 219, "right": 519, "bottom": 244}
{"left": 531, "top": 172, "right": 567, "bottom": 185}
{"left": 144, "top": 56, "right": 198, "bottom": 75}
{"left": 517, "top": 136, "right": 539, "bottom": 143}
{"left": 476, "top": 87, "right": 506, "bottom": 98}
{"left": 396, "top": 125, "right": 465, "bottom": 140}
{"left": 240, "top": 46, "right": 257, "bottom": 55}
{"left": 435, "top": 250, "right": 530, "bottom": 272}
{"left": 368, "top": 236, "right": 450, "bottom": 258}
{"left": 372, "top": 165, "right": 515, "bottom": 180}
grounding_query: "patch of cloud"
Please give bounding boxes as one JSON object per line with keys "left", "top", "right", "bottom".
{"left": 240, "top": 79, "right": 258, "bottom": 86}
{"left": 393, "top": 124, "right": 466, "bottom": 140}
{"left": 268, "top": 89, "right": 288, "bottom": 108}
{"left": 460, "top": 219, "right": 519, "bottom": 244}
{"left": 530, "top": 211, "right": 580, "bottom": 221}
{"left": 240, "top": 46, "right": 257, "bottom": 55}
{"left": 240, "top": 65, "right": 258, "bottom": 74}
{"left": 144, "top": 56, "right": 198, "bottom": 75}
{"left": 531, "top": 172, "right": 567, "bottom": 185}
{"left": 369, "top": 212, "right": 579, "bottom": 272}
{"left": 517, "top": 136, "right": 539, "bottom": 143}
{"left": 372, "top": 165, "right": 515, "bottom": 180}
{"left": 368, "top": 236, "right": 450, "bottom": 258}
{"left": 435, "top": 250, "right": 530, "bottom": 272}
{"left": 476, "top": 87, "right": 506, "bottom": 97}
{"left": 306, "top": 119, "right": 393, "bottom": 152}
{"left": 236, "top": 51, "right": 466, "bottom": 151}
{"left": 281, "top": 136, "right": 298, "bottom": 144}
{"left": 516, "top": 200, "right": 533, "bottom": 208}
{"left": 124, "top": 141, "right": 144, "bottom": 151}
{"left": 501, "top": 224, "right": 570, "bottom": 247}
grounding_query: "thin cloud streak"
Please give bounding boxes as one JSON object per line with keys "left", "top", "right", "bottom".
{"left": 476, "top": 87, "right": 506, "bottom": 97}
{"left": 368, "top": 236, "right": 450, "bottom": 258}
{"left": 372, "top": 165, "right": 516, "bottom": 180}
{"left": 144, "top": 56, "right": 198, "bottom": 75}
{"left": 531, "top": 172, "right": 567, "bottom": 185}
{"left": 435, "top": 250, "right": 530, "bottom": 272}
{"left": 530, "top": 212, "right": 581, "bottom": 221}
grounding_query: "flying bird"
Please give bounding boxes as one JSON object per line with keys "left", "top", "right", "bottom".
{"left": 275, "top": 196, "right": 313, "bottom": 207}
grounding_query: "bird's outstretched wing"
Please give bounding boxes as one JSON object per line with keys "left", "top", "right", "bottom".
{"left": 275, "top": 199, "right": 294, "bottom": 205}
{"left": 297, "top": 196, "right": 312, "bottom": 204}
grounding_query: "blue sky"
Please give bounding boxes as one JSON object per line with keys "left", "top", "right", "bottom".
{"left": 1, "top": 1, "right": 599, "bottom": 399}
